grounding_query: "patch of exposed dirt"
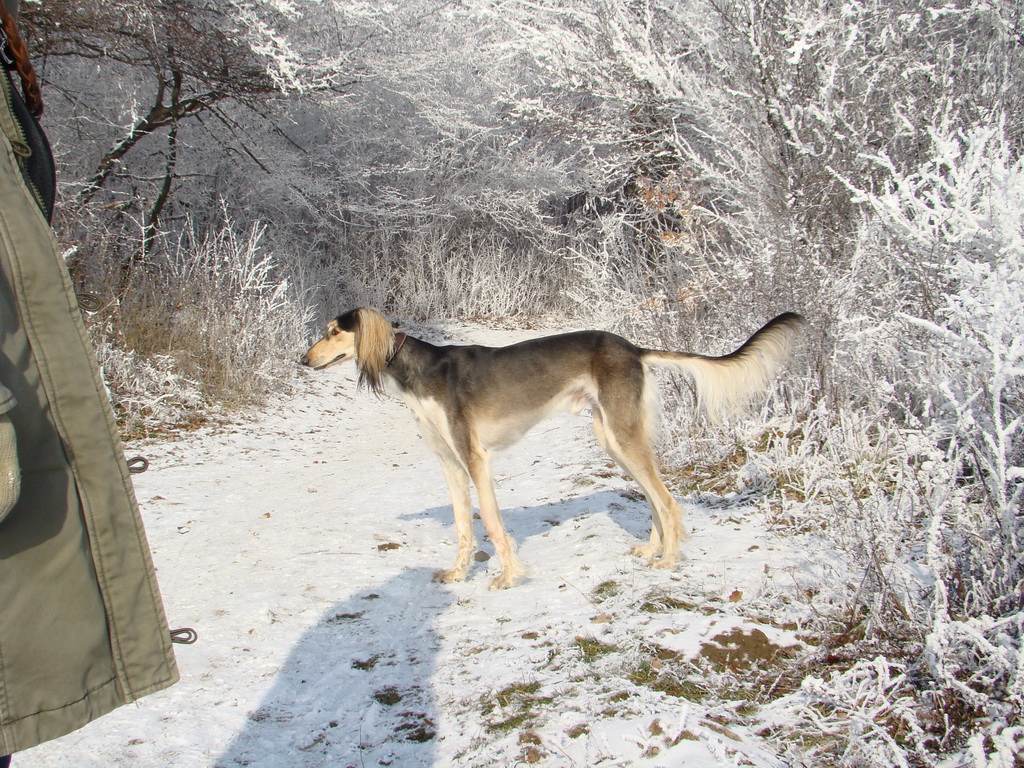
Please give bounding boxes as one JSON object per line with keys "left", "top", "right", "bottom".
{"left": 700, "top": 626, "right": 800, "bottom": 672}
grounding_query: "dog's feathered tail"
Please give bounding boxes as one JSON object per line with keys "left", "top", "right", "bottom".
{"left": 642, "top": 312, "right": 805, "bottom": 423}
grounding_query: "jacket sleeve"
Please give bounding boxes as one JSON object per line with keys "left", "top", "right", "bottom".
{"left": 0, "top": 381, "right": 20, "bottom": 522}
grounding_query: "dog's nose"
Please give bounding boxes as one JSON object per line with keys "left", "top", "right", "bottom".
{"left": 299, "top": 354, "right": 310, "bottom": 366}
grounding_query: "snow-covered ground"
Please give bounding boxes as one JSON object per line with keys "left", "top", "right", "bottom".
{"left": 19, "top": 323, "right": 830, "bottom": 768}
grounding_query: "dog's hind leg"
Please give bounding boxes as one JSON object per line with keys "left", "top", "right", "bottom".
{"left": 432, "top": 456, "right": 476, "bottom": 584}
{"left": 592, "top": 405, "right": 687, "bottom": 569}
{"left": 464, "top": 446, "right": 526, "bottom": 590}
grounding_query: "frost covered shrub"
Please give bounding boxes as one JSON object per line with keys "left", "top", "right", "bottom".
{"left": 869, "top": 124, "right": 1024, "bottom": 524}
{"left": 92, "top": 333, "right": 203, "bottom": 438}
{"left": 872, "top": 126, "right": 1024, "bottom": 762}
{"left": 163, "top": 217, "right": 315, "bottom": 405}
{"left": 334, "top": 212, "right": 579, "bottom": 321}
{"left": 92, "top": 212, "right": 316, "bottom": 432}
{"left": 867, "top": 125, "right": 1024, "bottom": 595}
{"left": 761, "top": 124, "right": 1024, "bottom": 767}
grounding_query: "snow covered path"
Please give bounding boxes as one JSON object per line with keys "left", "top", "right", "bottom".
{"left": 19, "top": 324, "right": 821, "bottom": 768}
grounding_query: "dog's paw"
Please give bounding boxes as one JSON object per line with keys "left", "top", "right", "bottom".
{"left": 432, "top": 568, "right": 467, "bottom": 584}
{"left": 649, "top": 556, "right": 679, "bottom": 571}
{"left": 631, "top": 543, "right": 660, "bottom": 560}
{"left": 488, "top": 572, "right": 522, "bottom": 590}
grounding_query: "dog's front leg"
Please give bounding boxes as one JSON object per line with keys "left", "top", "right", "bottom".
{"left": 432, "top": 459, "right": 476, "bottom": 584}
{"left": 467, "top": 450, "right": 526, "bottom": 589}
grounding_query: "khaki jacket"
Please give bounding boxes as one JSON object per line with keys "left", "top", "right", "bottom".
{"left": 0, "top": 28, "right": 179, "bottom": 752}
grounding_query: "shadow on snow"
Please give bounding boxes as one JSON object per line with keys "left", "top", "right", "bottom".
{"left": 215, "top": 490, "right": 655, "bottom": 766}
{"left": 216, "top": 567, "right": 454, "bottom": 768}
{"left": 403, "top": 488, "right": 656, "bottom": 579}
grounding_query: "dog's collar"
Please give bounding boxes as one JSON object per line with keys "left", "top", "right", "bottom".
{"left": 387, "top": 332, "right": 407, "bottom": 366}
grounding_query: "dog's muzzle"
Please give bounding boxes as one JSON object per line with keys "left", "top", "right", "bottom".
{"left": 300, "top": 353, "right": 347, "bottom": 370}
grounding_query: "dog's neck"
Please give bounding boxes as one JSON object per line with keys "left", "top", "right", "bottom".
{"left": 378, "top": 334, "right": 445, "bottom": 400}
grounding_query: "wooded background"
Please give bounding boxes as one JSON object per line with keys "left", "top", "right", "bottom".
{"left": 21, "top": 1, "right": 1024, "bottom": 764}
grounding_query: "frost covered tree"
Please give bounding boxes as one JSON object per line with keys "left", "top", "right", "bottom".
{"left": 21, "top": 0, "right": 342, "bottom": 295}
{"left": 464, "top": 0, "right": 1023, "bottom": 356}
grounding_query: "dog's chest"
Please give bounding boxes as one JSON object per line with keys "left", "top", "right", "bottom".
{"left": 399, "top": 391, "right": 458, "bottom": 450}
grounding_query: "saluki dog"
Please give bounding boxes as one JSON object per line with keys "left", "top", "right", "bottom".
{"left": 301, "top": 308, "right": 804, "bottom": 589}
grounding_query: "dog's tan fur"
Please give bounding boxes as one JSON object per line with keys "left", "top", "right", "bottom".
{"left": 302, "top": 308, "right": 804, "bottom": 589}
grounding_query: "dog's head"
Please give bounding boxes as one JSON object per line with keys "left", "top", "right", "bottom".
{"left": 301, "top": 312, "right": 359, "bottom": 371}
{"left": 300, "top": 308, "right": 395, "bottom": 395}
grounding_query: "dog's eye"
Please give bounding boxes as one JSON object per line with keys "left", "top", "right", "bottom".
{"left": 329, "top": 328, "right": 340, "bottom": 336}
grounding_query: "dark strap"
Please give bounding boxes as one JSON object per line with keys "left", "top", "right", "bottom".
{"left": 0, "top": 5, "right": 42, "bottom": 117}
{"left": 388, "top": 332, "right": 407, "bottom": 365}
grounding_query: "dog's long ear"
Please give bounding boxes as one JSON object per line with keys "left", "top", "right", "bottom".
{"left": 352, "top": 307, "right": 396, "bottom": 395}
